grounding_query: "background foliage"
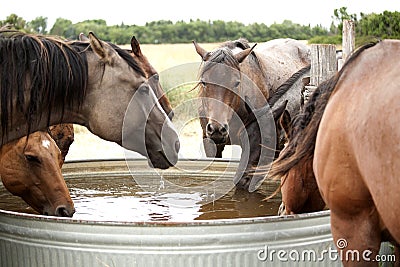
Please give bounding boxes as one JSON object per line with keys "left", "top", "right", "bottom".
{"left": 1, "top": 8, "right": 399, "bottom": 44}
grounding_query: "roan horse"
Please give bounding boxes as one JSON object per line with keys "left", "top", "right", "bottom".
{"left": 193, "top": 38, "right": 310, "bottom": 191}
{"left": 0, "top": 125, "right": 75, "bottom": 217}
{"left": 269, "top": 40, "right": 400, "bottom": 266}
{"left": 0, "top": 29, "right": 179, "bottom": 169}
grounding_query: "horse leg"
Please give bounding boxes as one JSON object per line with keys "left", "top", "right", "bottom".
{"left": 394, "top": 246, "right": 400, "bottom": 267}
{"left": 330, "top": 207, "right": 381, "bottom": 267}
{"left": 215, "top": 144, "right": 224, "bottom": 158}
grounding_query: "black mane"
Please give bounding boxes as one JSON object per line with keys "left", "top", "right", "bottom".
{"left": 268, "top": 65, "right": 310, "bottom": 107}
{"left": 0, "top": 30, "right": 145, "bottom": 140}
{"left": 269, "top": 41, "right": 379, "bottom": 179}
{"left": 0, "top": 30, "right": 88, "bottom": 138}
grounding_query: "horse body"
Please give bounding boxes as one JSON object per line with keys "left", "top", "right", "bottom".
{"left": 194, "top": 38, "right": 310, "bottom": 190}
{"left": 270, "top": 40, "right": 400, "bottom": 266}
{"left": 0, "top": 129, "right": 74, "bottom": 217}
{"left": 0, "top": 30, "right": 179, "bottom": 169}
{"left": 314, "top": 40, "right": 400, "bottom": 265}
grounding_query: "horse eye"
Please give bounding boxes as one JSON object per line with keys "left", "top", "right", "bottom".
{"left": 234, "top": 80, "right": 240, "bottom": 88}
{"left": 138, "top": 84, "right": 150, "bottom": 95}
{"left": 152, "top": 74, "right": 159, "bottom": 81}
{"left": 201, "top": 80, "right": 206, "bottom": 87}
{"left": 25, "top": 155, "right": 41, "bottom": 164}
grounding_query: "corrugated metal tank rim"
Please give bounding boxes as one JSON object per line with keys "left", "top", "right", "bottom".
{"left": 0, "top": 207, "right": 330, "bottom": 226}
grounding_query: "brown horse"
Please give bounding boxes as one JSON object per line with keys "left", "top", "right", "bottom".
{"left": 0, "top": 29, "right": 179, "bottom": 169}
{"left": 47, "top": 123, "right": 74, "bottom": 163}
{"left": 129, "top": 36, "right": 174, "bottom": 120}
{"left": 270, "top": 40, "right": 400, "bottom": 266}
{"left": 0, "top": 126, "right": 75, "bottom": 217}
{"left": 193, "top": 38, "right": 310, "bottom": 191}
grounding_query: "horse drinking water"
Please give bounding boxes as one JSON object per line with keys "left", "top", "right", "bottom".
{"left": 0, "top": 30, "right": 179, "bottom": 169}
{"left": 193, "top": 38, "right": 310, "bottom": 191}
{"left": 270, "top": 40, "right": 400, "bottom": 266}
{"left": 0, "top": 125, "right": 75, "bottom": 217}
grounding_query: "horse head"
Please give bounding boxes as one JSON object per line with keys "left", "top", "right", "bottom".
{"left": 234, "top": 99, "right": 289, "bottom": 191}
{"left": 47, "top": 123, "right": 74, "bottom": 164}
{"left": 129, "top": 36, "right": 174, "bottom": 120}
{"left": 81, "top": 33, "right": 180, "bottom": 169}
{"left": 194, "top": 41, "right": 256, "bottom": 144}
{"left": 0, "top": 131, "right": 75, "bottom": 217}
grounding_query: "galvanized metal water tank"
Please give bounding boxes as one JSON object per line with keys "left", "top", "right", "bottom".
{"left": 0, "top": 159, "right": 368, "bottom": 266}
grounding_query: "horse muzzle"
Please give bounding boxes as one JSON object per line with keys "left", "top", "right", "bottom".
{"left": 206, "top": 122, "right": 229, "bottom": 144}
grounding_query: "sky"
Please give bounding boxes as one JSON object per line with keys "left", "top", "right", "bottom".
{"left": 1, "top": 0, "right": 399, "bottom": 30}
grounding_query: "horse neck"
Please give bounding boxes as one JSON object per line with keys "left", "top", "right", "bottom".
{"left": 269, "top": 65, "right": 310, "bottom": 119}
{"left": 0, "top": 139, "right": 19, "bottom": 160}
{"left": 240, "top": 56, "right": 270, "bottom": 101}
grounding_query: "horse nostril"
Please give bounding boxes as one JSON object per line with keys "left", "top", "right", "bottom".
{"left": 220, "top": 124, "right": 228, "bottom": 134}
{"left": 55, "top": 205, "right": 74, "bottom": 217}
{"left": 206, "top": 123, "right": 214, "bottom": 133}
{"left": 175, "top": 140, "right": 180, "bottom": 153}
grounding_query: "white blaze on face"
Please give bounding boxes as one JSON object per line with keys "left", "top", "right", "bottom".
{"left": 42, "top": 139, "right": 51, "bottom": 149}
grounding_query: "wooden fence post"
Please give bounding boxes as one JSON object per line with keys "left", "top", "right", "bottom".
{"left": 339, "top": 20, "right": 355, "bottom": 69}
{"left": 304, "top": 44, "right": 337, "bottom": 101}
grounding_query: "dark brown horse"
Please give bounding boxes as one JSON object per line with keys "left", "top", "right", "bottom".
{"left": 0, "top": 125, "right": 75, "bottom": 217}
{"left": 129, "top": 36, "right": 174, "bottom": 120}
{"left": 194, "top": 38, "right": 310, "bottom": 191}
{"left": 47, "top": 123, "right": 74, "bottom": 163}
{"left": 0, "top": 29, "right": 179, "bottom": 169}
{"left": 269, "top": 40, "right": 400, "bottom": 266}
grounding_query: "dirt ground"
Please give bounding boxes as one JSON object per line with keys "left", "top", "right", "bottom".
{"left": 66, "top": 121, "right": 241, "bottom": 162}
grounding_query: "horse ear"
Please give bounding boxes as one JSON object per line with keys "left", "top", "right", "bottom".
{"left": 88, "top": 32, "right": 114, "bottom": 64}
{"left": 272, "top": 100, "right": 288, "bottom": 122}
{"left": 244, "top": 96, "right": 255, "bottom": 114}
{"left": 130, "top": 36, "right": 142, "bottom": 57}
{"left": 193, "top": 40, "right": 211, "bottom": 61}
{"left": 280, "top": 110, "right": 292, "bottom": 138}
{"left": 235, "top": 43, "right": 257, "bottom": 63}
{"left": 79, "top": 33, "right": 89, "bottom": 41}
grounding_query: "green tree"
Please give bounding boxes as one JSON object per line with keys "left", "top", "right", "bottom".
{"left": 2, "top": 13, "right": 26, "bottom": 30}
{"left": 332, "top": 7, "right": 357, "bottom": 33}
{"left": 27, "top": 16, "right": 48, "bottom": 34}
{"left": 50, "top": 18, "right": 76, "bottom": 39}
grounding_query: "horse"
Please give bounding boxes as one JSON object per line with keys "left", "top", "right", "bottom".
{"left": 129, "top": 36, "right": 174, "bottom": 120}
{"left": 193, "top": 38, "right": 310, "bottom": 191}
{"left": 0, "top": 126, "right": 75, "bottom": 217}
{"left": 234, "top": 66, "right": 310, "bottom": 192}
{"left": 47, "top": 123, "right": 74, "bottom": 163}
{"left": 0, "top": 29, "right": 179, "bottom": 169}
{"left": 269, "top": 40, "right": 400, "bottom": 266}
{"left": 79, "top": 33, "right": 174, "bottom": 120}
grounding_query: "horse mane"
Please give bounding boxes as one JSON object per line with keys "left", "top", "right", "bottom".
{"left": 108, "top": 44, "right": 145, "bottom": 77}
{"left": 268, "top": 65, "right": 311, "bottom": 107}
{"left": 0, "top": 30, "right": 89, "bottom": 139}
{"left": 0, "top": 30, "right": 145, "bottom": 140}
{"left": 197, "top": 38, "right": 265, "bottom": 90}
{"left": 268, "top": 41, "right": 379, "bottom": 180}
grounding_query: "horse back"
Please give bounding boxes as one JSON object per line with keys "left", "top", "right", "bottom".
{"left": 254, "top": 39, "right": 310, "bottom": 93}
{"left": 314, "top": 40, "right": 400, "bottom": 241}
